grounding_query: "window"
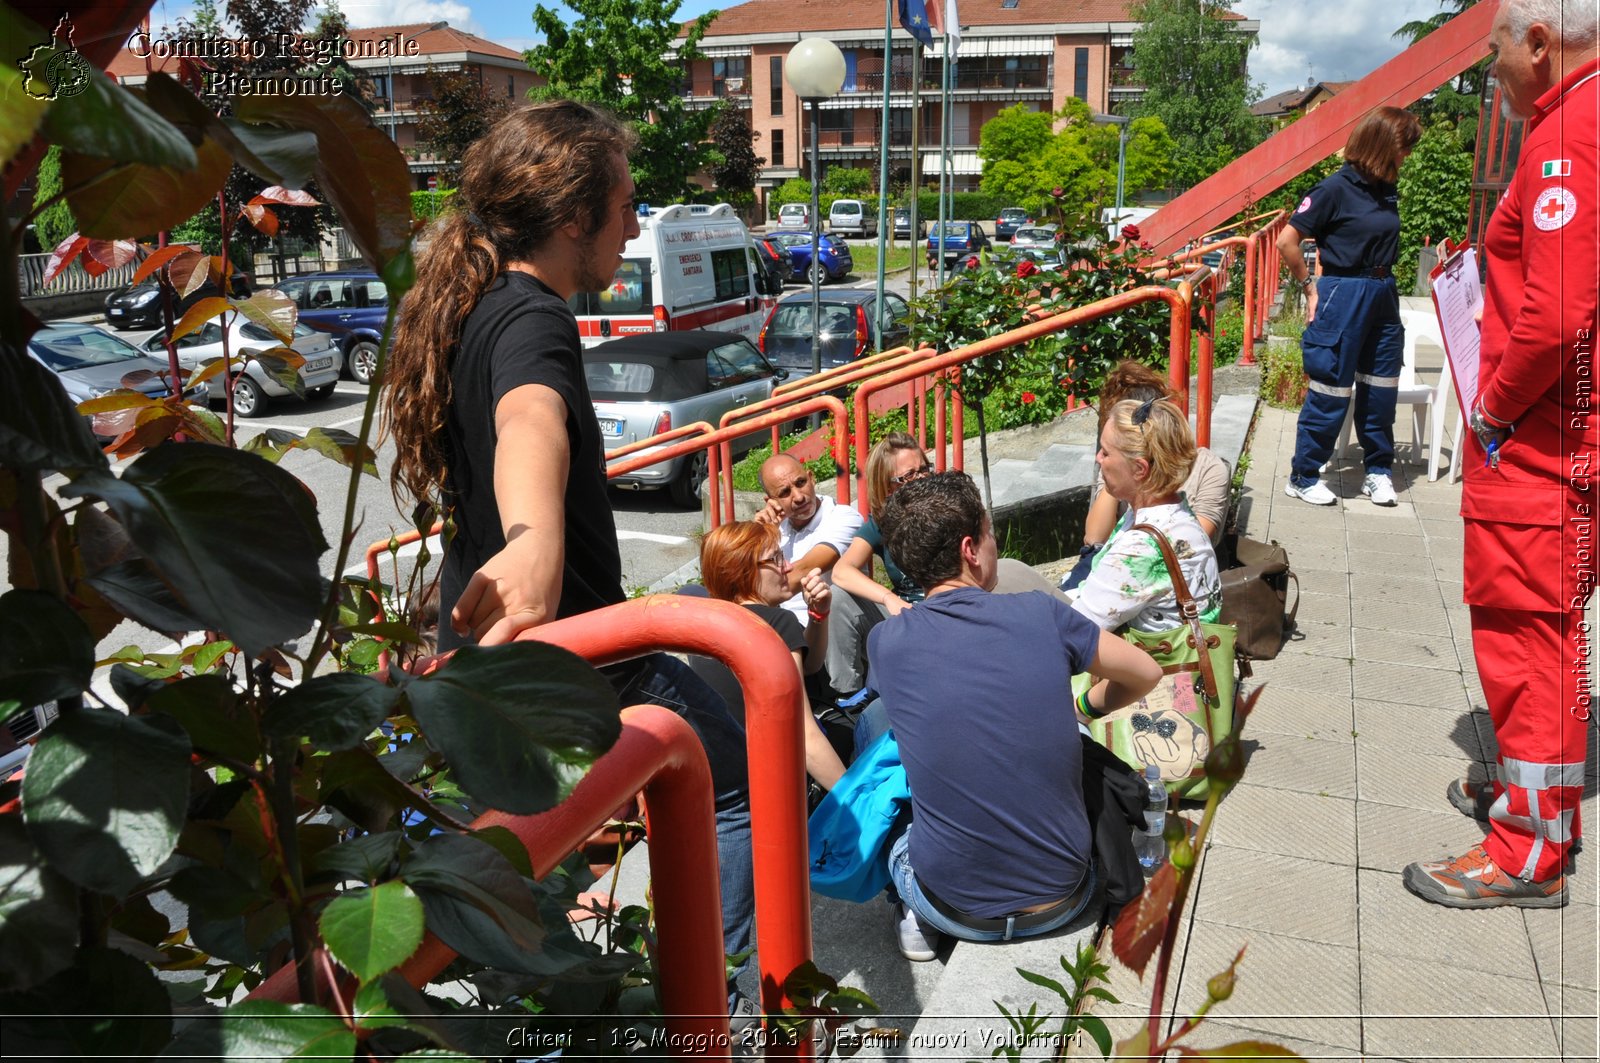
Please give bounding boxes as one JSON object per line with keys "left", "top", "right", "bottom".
{"left": 713, "top": 57, "right": 748, "bottom": 97}
{"left": 820, "top": 108, "right": 853, "bottom": 146}
{"left": 771, "top": 128, "right": 784, "bottom": 166}
{"left": 711, "top": 247, "right": 751, "bottom": 301}
{"left": 361, "top": 279, "right": 389, "bottom": 306}
{"left": 569, "top": 258, "right": 653, "bottom": 315}
{"left": 507, "top": 75, "right": 514, "bottom": 98}
{"left": 305, "top": 279, "right": 356, "bottom": 309}
{"left": 711, "top": 339, "right": 773, "bottom": 384}
{"left": 770, "top": 56, "right": 783, "bottom": 115}
{"left": 1074, "top": 49, "right": 1089, "bottom": 101}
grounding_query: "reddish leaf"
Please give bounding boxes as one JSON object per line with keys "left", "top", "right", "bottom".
{"left": 43, "top": 234, "right": 89, "bottom": 286}
{"left": 86, "top": 239, "right": 139, "bottom": 271}
{"left": 249, "top": 186, "right": 320, "bottom": 207}
{"left": 184, "top": 355, "right": 247, "bottom": 389}
{"left": 118, "top": 369, "right": 160, "bottom": 390}
{"left": 89, "top": 397, "right": 160, "bottom": 442}
{"left": 171, "top": 297, "right": 232, "bottom": 343}
{"left": 1110, "top": 859, "right": 1176, "bottom": 978}
{"left": 132, "top": 244, "right": 202, "bottom": 286}
{"left": 170, "top": 252, "right": 212, "bottom": 298}
{"left": 234, "top": 290, "right": 299, "bottom": 344}
{"left": 172, "top": 402, "right": 229, "bottom": 446}
{"left": 78, "top": 392, "right": 162, "bottom": 415}
{"left": 242, "top": 204, "right": 279, "bottom": 238}
{"left": 63, "top": 123, "right": 234, "bottom": 240}
{"left": 1174, "top": 1041, "right": 1305, "bottom": 1060}
{"left": 106, "top": 412, "right": 182, "bottom": 460}
{"left": 80, "top": 255, "right": 110, "bottom": 278}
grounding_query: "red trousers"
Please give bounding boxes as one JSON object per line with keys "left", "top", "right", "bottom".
{"left": 1470, "top": 605, "right": 1595, "bottom": 880}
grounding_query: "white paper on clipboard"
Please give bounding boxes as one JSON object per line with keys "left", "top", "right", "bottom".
{"left": 1429, "top": 242, "right": 1482, "bottom": 419}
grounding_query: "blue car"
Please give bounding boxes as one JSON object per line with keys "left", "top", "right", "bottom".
{"left": 270, "top": 270, "right": 391, "bottom": 385}
{"left": 767, "top": 230, "right": 853, "bottom": 284}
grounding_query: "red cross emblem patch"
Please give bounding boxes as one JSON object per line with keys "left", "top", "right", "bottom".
{"left": 1533, "top": 185, "right": 1577, "bottom": 231}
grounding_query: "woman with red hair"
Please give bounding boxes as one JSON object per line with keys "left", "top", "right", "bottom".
{"left": 697, "top": 521, "right": 848, "bottom": 791}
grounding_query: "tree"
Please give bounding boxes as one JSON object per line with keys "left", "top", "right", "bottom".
{"left": 416, "top": 67, "right": 513, "bottom": 187}
{"left": 1130, "top": 0, "right": 1264, "bottom": 189}
{"left": 978, "top": 101, "right": 1173, "bottom": 218}
{"left": 1396, "top": 120, "right": 1473, "bottom": 294}
{"left": 1393, "top": 1, "right": 1485, "bottom": 138}
{"left": 527, "top": 0, "right": 722, "bottom": 205}
{"left": 31, "top": 145, "right": 75, "bottom": 251}
{"left": 707, "top": 107, "right": 763, "bottom": 203}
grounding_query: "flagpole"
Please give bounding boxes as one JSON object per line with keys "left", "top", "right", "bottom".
{"left": 936, "top": 36, "right": 951, "bottom": 291}
{"left": 908, "top": 43, "right": 922, "bottom": 306}
{"left": 873, "top": 0, "right": 893, "bottom": 352}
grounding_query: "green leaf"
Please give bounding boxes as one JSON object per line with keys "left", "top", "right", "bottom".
{"left": 218, "top": 118, "right": 319, "bottom": 189}
{"left": 351, "top": 979, "right": 414, "bottom": 1033}
{"left": 0, "top": 589, "right": 93, "bottom": 707}
{"left": 0, "top": 946, "right": 172, "bottom": 1059}
{"left": 1015, "top": 966, "right": 1072, "bottom": 1005}
{"left": 0, "top": 9, "right": 51, "bottom": 167}
{"left": 0, "top": 343, "right": 109, "bottom": 475}
{"left": 319, "top": 880, "right": 425, "bottom": 982}
{"left": 83, "top": 558, "right": 202, "bottom": 635}
{"left": 42, "top": 66, "right": 197, "bottom": 169}
{"left": 263, "top": 673, "right": 399, "bottom": 751}
{"left": 63, "top": 119, "right": 234, "bottom": 240}
{"left": 242, "top": 426, "right": 379, "bottom": 476}
{"left": 401, "top": 643, "right": 621, "bottom": 815}
{"left": 1079, "top": 1014, "right": 1113, "bottom": 1059}
{"left": 158, "top": 999, "right": 356, "bottom": 1061}
{"left": 21, "top": 709, "right": 191, "bottom": 896}
{"left": 307, "top": 831, "right": 403, "bottom": 884}
{"left": 470, "top": 824, "right": 534, "bottom": 879}
{"left": 401, "top": 833, "right": 548, "bottom": 975}
{"left": 148, "top": 674, "right": 258, "bottom": 763}
{"left": 0, "top": 817, "right": 77, "bottom": 993}
{"left": 234, "top": 289, "right": 299, "bottom": 344}
{"left": 61, "top": 444, "right": 328, "bottom": 657}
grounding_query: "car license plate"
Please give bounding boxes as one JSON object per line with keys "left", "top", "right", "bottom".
{"left": 598, "top": 418, "right": 621, "bottom": 435}
{"left": 108, "top": 308, "right": 123, "bottom": 316}
{"left": 308, "top": 356, "right": 333, "bottom": 371}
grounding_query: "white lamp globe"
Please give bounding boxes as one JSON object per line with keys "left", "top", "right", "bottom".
{"left": 785, "top": 38, "right": 846, "bottom": 99}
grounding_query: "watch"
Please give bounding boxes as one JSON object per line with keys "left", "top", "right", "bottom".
{"left": 1297, "top": 274, "right": 1315, "bottom": 292}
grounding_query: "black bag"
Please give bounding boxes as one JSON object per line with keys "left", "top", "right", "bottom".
{"left": 1218, "top": 533, "right": 1299, "bottom": 661}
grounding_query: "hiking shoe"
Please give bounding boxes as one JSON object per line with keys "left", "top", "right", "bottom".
{"left": 1362, "top": 471, "right": 1398, "bottom": 506}
{"left": 1285, "top": 479, "right": 1337, "bottom": 506}
{"left": 895, "top": 902, "right": 941, "bottom": 961}
{"left": 1447, "top": 777, "right": 1494, "bottom": 822}
{"left": 1403, "top": 843, "right": 1567, "bottom": 909}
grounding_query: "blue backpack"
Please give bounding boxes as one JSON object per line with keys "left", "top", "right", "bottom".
{"left": 807, "top": 730, "right": 910, "bottom": 903}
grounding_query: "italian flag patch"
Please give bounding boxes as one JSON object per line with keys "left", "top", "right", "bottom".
{"left": 1542, "top": 159, "right": 1572, "bottom": 177}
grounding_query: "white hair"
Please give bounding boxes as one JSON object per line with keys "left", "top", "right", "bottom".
{"left": 1506, "top": 0, "right": 1599, "bottom": 50}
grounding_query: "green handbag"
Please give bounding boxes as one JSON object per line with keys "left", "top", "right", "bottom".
{"left": 1086, "top": 523, "right": 1236, "bottom": 800}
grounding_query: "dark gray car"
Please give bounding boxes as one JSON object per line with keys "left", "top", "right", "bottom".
{"left": 27, "top": 323, "right": 211, "bottom": 441}
{"left": 756, "top": 289, "right": 911, "bottom": 375}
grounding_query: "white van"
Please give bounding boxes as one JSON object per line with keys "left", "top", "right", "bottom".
{"left": 568, "top": 203, "right": 780, "bottom": 347}
{"left": 828, "top": 199, "right": 876, "bottom": 238}
{"left": 1102, "top": 206, "right": 1159, "bottom": 242}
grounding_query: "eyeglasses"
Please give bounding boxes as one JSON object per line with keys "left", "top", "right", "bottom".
{"left": 891, "top": 462, "right": 934, "bottom": 486}
{"left": 758, "top": 554, "right": 789, "bottom": 573}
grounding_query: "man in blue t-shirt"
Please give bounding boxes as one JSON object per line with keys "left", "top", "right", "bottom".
{"left": 867, "top": 473, "right": 1160, "bottom": 959}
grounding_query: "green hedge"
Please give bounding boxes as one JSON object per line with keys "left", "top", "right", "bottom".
{"left": 769, "top": 180, "right": 1012, "bottom": 225}
{"left": 411, "top": 188, "right": 457, "bottom": 221}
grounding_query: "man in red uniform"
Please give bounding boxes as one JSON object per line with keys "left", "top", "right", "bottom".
{"left": 1404, "top": 0, "right": 1598, "bottom": 908}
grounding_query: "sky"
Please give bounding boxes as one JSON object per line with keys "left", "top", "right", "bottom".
{"left": 142, "top": 0, "right": 1454, "bottom": 98}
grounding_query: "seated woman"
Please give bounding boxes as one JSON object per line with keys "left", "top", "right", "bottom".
{"left": 693, "top": 521, "right": 848, "bottom": 792}
{"left": 829, "top": 433, "right": 931, "bottom": 691}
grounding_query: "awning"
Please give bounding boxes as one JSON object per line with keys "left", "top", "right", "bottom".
{"left": 922, "top": 151, "right": 982, "bottom": 175}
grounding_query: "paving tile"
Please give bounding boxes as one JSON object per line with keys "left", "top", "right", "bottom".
{"left": 1174, "top": 921, "right": 1361, "bottom": 1051}
{"left": 1356, "top": 744, "right": 1485, "bottom": 812}
{"left": 1191, "top": 845, "right": 1357, "bottom": 947}
{"left": 1236, "top": 732, "right": 1358, "bottom": 799}
{"left": 1346, "top": 529, "right": 1426, "bottom": 556}
{"left": 1414, "top": 500, "right": 1464, "bottom": 521}
{"left": 1295, "top": 566, "right": 1352, "bottom": 597}
{"left": 1356, "top": 799, "right": 1490, "bottom": 874}
{"left": 1351, "top": 629, "right": 1467, "bottom": 672}
{"left": 1523, "top": 903, "right": 1598, "bottom": 989}
{"left": 1357, "top": 868, "right": 1541, "bottom": 980}
{"left": 1296, "top": 590, "right": 1352, "bottom": 629}
{"left": 1342, "top": 505, "right": 1421, "bottom": 530}
{"left": 1352, "top": 700, "right": 1484, "bottom": 761}
{"left": 1177, "top": 1023, "right": 1365, "bottom": 1061}
{"left": 1210, "top": 783, "right": 1356, "bottom": 865}
{"left": 1547, "top": 985, "right": 1597, "bottom": 1062}
{"left": 1360, "top": 953, "right": 1557, "bottom": 1061}
{"left": 1351, "top": 660, "right": 1470, "bottom": 710}
{"left": 1419, "top": 517, "right": 1466, "bottom": 541}
{"left": 1350, "top": 596, "right": 1454, "bottom": 636}
{"left": 1238, "top": 684, "right": 1355, "bottom": 745}
{"left": 1343, "top": 550, "right": 1440, "bottom": 579}
{"left": 1350, "top": 572, "right": 1446, "bottom": 608}
{"left": 1256, "top": 652, "right": 1353, "bottom": 695}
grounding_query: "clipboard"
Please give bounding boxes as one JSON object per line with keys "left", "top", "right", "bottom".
{"left": 1428, "top": 238, "right": 1482, "bottom": 420}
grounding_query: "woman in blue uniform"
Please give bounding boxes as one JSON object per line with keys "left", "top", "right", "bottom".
{"left": 1277, "top": 106, "right": 1422, "bottom": 507}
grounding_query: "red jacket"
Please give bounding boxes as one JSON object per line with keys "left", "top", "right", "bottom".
{"left": 1463, "top": 57, "right": 1600, "bottom": 612}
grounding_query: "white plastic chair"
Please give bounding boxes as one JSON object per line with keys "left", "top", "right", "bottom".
{"left": 1336, "top": 308, "right": 1462, "bottom": 481}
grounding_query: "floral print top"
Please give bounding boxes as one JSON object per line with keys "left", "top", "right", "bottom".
{"left": 1065, "top": 501, "right": 1222, "bottom": 633}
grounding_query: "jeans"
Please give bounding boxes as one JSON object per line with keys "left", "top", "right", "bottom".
{"left": 852, "top": 696, "right": 891, "bottom": 761}
{"left": 887, "top": 826, "right": 1096, "bottom": 943}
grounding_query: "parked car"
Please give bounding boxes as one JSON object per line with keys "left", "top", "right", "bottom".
{"left": 757, "top": 288, "right": 911, "bottom": 376}
{"left": 776, "top": 203, "right": 812, "bottom": 229}
{"left": 892, "top": 207, "right": 925, "bottom": 240}
{"left": 991, "top": 245, "right": 1069, "bottom": 274}
{"left": 926, "top": 221, "right": 990, "bottom": 267}
{"left": 586, "top": 331, "right": 786, "bottom": 507}
{"left": 754, "top": 237, "right": 793, "bottom": 291}
{"left": 1010, "top": 224, "right": 1059, "bottom": 249}
{"left": 994, "top": 207, "right": 1034, "bottom": 241}
{"left": 270, "top": 270, "right": 389, "bottom": 385}
{"left": 767, "top": 230, "right": 854, "bottom": 284}
{"left": 26, "top": 323, "right": 211, "bottom": 441}
{"left": 140, "top": 317, "right": 343, "bottom": 418}
{"left": 0, "top": 701, "right": 59, "bottom": 780}
{"left": 827, "top": 198, "right": 877, "bottom": 238}
{"left": 104, "top": 271, "right": 252, "bottom": 331}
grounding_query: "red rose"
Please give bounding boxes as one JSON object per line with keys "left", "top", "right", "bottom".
{"left": 1016, "top": 259, "right": 1040, "bottom": 279}
{"left": 1050, "top": 186, "right": 1066, "bottom": 200}
{"left": 1139, "top": 240, "right": 1153, "bottom": 251}
{"left": 1021, "top": 391, "right": 1036, "bottom": 404}
{"left": 1121, "top": 224, "right": 1141, "bottom": 242}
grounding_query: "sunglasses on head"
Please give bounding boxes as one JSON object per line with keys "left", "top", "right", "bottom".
{"left": 1131, "top": 396, "right": 1159, "bottom": 439}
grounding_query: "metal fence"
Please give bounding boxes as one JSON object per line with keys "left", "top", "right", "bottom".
{"left": 17, "top": 252, "right": 137, "bottom": 297}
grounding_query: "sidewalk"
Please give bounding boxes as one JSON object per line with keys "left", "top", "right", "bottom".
{"left": 1086, "top": 402, "right": 1598, "bottom": 1061}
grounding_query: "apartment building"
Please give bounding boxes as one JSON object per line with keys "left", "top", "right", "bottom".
{"left": 676, "top": 0, "right": 1257, "bottom": 201}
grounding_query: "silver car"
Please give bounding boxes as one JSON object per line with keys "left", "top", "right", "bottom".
{"left": 142, "top": 317, "right": 343, "bottom": 418}
{"left": 26, "top": 323, "right": 211, "bottom": 442}
{"left": 586, "top": 331, "right": 786, "bottom": 507}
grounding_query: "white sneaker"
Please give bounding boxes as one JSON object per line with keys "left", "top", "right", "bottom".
{"left": 1284, "top": 479, "right": 1337, "bottom": 506}
{"left": 895, "top": 902, "right": 940, "bottom": 961}
{"left": 1362, "top": 472, "right": 1398, "bottom": 506}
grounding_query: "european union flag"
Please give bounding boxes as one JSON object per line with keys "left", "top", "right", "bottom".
{"left": 898, "top": 0, "right": 936, "bottom": 47}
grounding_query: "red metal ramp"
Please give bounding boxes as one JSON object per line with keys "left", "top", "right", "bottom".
{"left": 1140, "top": 0, "right": 1500, "bottom": 256}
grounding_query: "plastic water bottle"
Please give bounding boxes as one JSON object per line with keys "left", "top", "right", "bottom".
{"left": 1136, "top": 763, "right": 1167, "bottom": 869}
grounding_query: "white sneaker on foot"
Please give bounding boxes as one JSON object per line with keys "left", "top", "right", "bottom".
{"left": 895, "top": 903, "right": 940, "bottom": 961}
{"left": 1362, "top": 472, "right": 1397, "bottom": 506}
{"left": 1284, "top": 479, "right": 1337, "bottom": 506}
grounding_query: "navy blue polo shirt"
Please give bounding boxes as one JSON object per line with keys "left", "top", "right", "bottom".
{"left": 1288, "top": 163, "right": 1400, "bottom": 271}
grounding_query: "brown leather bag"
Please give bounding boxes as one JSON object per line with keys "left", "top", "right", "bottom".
{"left": 1218, "top": 534, "right": 1299, "bottom": 661}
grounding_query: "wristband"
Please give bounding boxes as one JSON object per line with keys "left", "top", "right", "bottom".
{"left": 1076, "top": 690, "right": 1099, "bottom": 718}
{"left": 1297, "top": 274, "right": 1314, "bottom": 292}
{"left": 808, "top": 607, "right": 830, "bottom": 622}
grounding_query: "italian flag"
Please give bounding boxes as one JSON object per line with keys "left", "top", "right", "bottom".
{"left": 1542, "top": 160, "right": 1572, "bottom": 177}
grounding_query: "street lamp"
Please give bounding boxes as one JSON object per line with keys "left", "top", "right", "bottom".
{"left": 1092, "top": 113, "right": 1130, "bottom": 233}
{"left": 786, "top": 38, "right": 845, "bottom": 422}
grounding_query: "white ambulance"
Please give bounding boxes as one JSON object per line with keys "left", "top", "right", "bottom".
{"left": 568, "top": 203, "right": 780, "bottom": 348}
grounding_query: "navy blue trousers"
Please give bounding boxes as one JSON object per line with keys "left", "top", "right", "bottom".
{"left": 1290, "top": 275, "right": 1404, "bottom": 486}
